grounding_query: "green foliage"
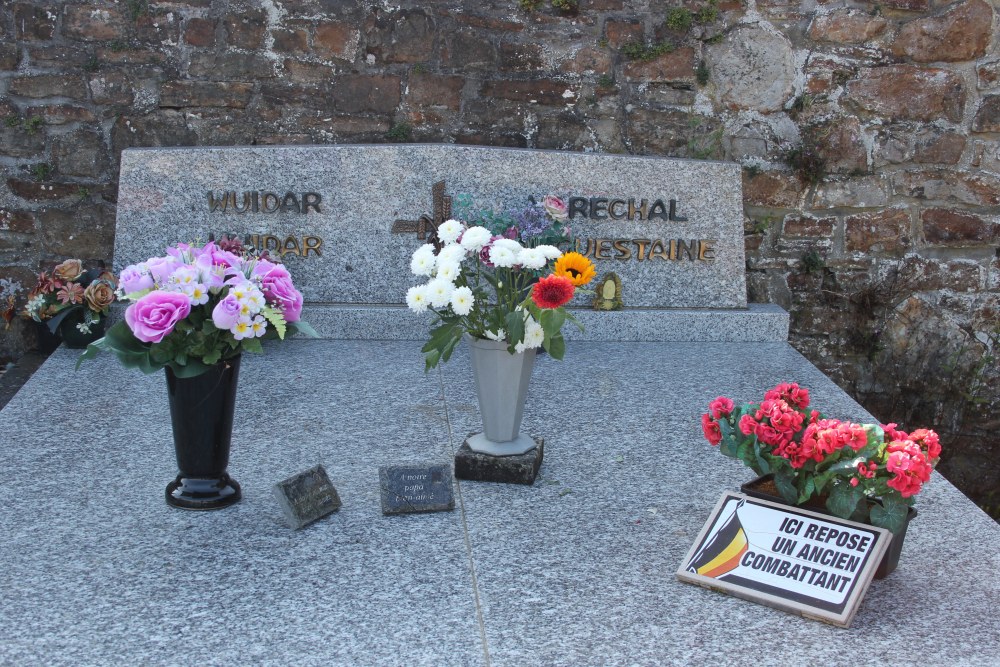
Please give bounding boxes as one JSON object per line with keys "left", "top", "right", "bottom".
{"left": 597, "top": 37, "right": 609, "bottom": 48}
{"left": 743, "top": 164, "right": 761, "bottom": 179}
{"left": 518, "top": 0, "right": 543, "bottom": 9}
{"left": 126, "top": 0, "right": 148, "bottom": 20}
{"left": 696, "top": 0, "right": 720, "bottom": 24}
{"left": 31, "top": 163, "right": 52, "bottom": 182}
{"left": 24, "top": 116, "right": 43, "bottom": 136}
{"left": 551, "top": 0, "right": 579, "bottom": 11}
{"left": 109, "top": 40, "right": 128, "bottom": 52}
{"left": 597, "top": 73, "right": 614, "bottom": 88}
{"left": 869, "top": 495, "right": 910, "bottom": 535}
{"left": 664, "top": 7, "right": 693, "bottom": 32}
{"left": 4, "top": 116, "right": 20, "bottom": 129}
{"left": 801, "top": 249, "right": 825, "bottom": 274}
{"left": 622, "top": 40, "right": 674, "bottom": 61}
{"left": 83, "top": 54, "right": 100, "bottom": 73}
{"left": 786, "top": 136, "right": 827, "bottom": 185}
{"left": 386, "top": 122, "right": 413, "bottom": 143}
{"left": 411, "top": 62, "right": 427, "bottom": 74}
{"left": 696, "top": 60, "right": 710, "bottom": 85}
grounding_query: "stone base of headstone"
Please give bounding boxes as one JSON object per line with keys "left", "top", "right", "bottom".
{"left": 454, "top": 436, "right": 543, "bottom": 485}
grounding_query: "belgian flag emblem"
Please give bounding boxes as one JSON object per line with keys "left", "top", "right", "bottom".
{"left": 686, "top": 499, "right": 749, "bottom": 579}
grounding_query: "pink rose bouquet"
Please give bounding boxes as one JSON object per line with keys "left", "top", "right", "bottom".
{"left": 78, "top": 241, "right": 316, "bottom": 377}
{"left": 702, "top": 382, "right": 941, "bottom": 535}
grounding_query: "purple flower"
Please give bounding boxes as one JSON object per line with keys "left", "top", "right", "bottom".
{"left": 256, "top": 263, "right": 303, "bottom": 322}
{"left": 510, "top": 204, "right": 550, "bottom": 240}
{"left": 124, "top": 291, "right": 191, "bottom": 343}
{"left": 145, "top": 255, "right": 181, "bottom": 283}
{"left": 119, "top": 265, "right": 154, "bottom": 294}
{"left": 212, "top": 294, "right": 242, "bottom": 331}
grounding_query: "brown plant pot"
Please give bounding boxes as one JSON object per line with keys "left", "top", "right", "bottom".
{"left": 740, "top": 474, "right": 916, "bottom": 579}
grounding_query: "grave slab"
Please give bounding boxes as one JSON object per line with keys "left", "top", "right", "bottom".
{"left": 0, "top": 341, "right": 998, "bottom": 666}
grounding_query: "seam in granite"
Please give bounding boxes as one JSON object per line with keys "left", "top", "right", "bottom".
{"left": 439, "top": 366, "right": 493, "bottom": 667}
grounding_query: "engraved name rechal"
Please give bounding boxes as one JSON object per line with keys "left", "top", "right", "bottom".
{"left": 208, "top": 191, "right": 322, "bottom": 214}
{"left": 567, "top": 197, "right": 687, "bottom": 222}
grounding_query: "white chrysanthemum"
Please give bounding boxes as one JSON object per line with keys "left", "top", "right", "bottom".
{"left": 438, "top": 244, "right": 467, "bottom": 265}
{"left": 515, "top": 315, "right": 545, "bottom": 353}
{"left": 406, "top": 285, "right": 430, "bottom": 313}
{"left": 437, "top": 219, "right": 464, "bottom": 245}
{"left": 450, "top": 286, "right": 474, "bottom": 316}
{"left": 436, "top": 260, "right": 461, "bottom": 282}
{"left": 426, "top": 278, "right": 454, "bottom": 308}
{"left": 489, "top": 238, "right": 523, "bottom": 268}
{"left": 410, "top": 244, "right": 437, "bottom": 277}
{"left": 460, "top": 226, "right": 492, "bottom": 252}
{"left": 536, "top": 245, "right": 562, "bottom": 260}
{"left": 484, "top": 329, "right": 506, "bottom": 342}
{"left": 516, "top": 247, "right": 547, "bottom": 270}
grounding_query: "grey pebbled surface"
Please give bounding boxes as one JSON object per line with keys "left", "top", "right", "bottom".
{"left": 115, "top": 144, "right": 747, "bottom": 309}
{"left": 1, "top": 341, "right": 998, "bottom": 666}
{"left": 301, "top": 303, "right": 789, "bottom": 342}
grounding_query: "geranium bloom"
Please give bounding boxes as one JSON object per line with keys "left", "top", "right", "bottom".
{"left": 554, "top": 252, "right": 596, "bottom": 287}
{"left": 531, "top": 275, "right": 574, "bottom": 309}
{"left": 702, "top": 413, "right": 722, "bottom": 446}
{"left": 909, "top": 428, "right": 941, "bottom": 459}
{"left": 709, "top": 396, "right": 734, "bottom": 419}
{"left": 764, "top": 382, "right": 810, "bottom": 410}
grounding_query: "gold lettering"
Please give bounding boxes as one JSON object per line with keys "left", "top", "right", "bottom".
{"left": 575, "top": 238, "right": 595, "bottom": 257}
{"left": 612, "top": 239, "right": 632, "bottom": 260}
{"left": 262, "top": 193, "right": 280, "bottom": 213}
{"left": 699, "top": 240, "right": 716, "bottom": 261}
{"left": 281, "top": 236, "right": 301, "bottom": 257}
{"left": 261, "top": 235, "right": 281, "bottom": 253}
{"left": 633, "top": 239, "right": 650, "bottom": 261}
{"left": 233, "top": 192, "right": 252, "bottom": 213}
{"left": 627, "top": 198, "right": 648, "bottom": 221}
{"left": 594, "top": 239, "right": 612, "bottom": 260}
{"left": 303, "top": 236, "right": 323, "bottom": 257}
{"left": 609, "top": 199, "right": 627, "bottom": 220}
{"left": 669, "top": 239, "right": 677, "bottom": 260}
{"left": 648, "top": 239, "right": 669, "bottom": 260}
{"left": 208, "top": 191, "right": 231, "bottom": 212}
{"left": 678, "top": 239, "right": 697, "bottom": 260}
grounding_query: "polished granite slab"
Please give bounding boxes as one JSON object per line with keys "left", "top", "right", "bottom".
{"left": 0, "top": 341, "right": 997, "bottom": 666}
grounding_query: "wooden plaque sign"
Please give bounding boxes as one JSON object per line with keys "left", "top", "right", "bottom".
{"left": 677, "top": 493, "right": 890, "bottom": 628}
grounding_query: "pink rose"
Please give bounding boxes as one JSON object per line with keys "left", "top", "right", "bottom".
{"left": 542, "top": 195, "right": 569, "bottom": 221}
{"left": 256, "top": 263, "right": 303, "bottom": 322}
{"left": 212, "top": 294, "right": 242, "bottom": 331}
{"left": 124, "top": 290, "right": 191, "bottom": 343}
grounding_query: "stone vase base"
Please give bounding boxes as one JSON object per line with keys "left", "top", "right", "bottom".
{"left": 465, "top": 432, "right": 539, "bottom": 456}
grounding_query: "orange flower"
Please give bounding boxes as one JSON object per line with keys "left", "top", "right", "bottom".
{"left": 554, "top": 252, "right": 595, "bottom": 286}
{"left": 531, "top": 274, "right": 575, "bottom": 309}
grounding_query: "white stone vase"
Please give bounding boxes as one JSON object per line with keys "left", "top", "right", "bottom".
{"left": 466, "top": 336, "right": 538, "bottom": 456}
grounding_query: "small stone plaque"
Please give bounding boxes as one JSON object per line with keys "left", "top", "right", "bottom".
{"left": 677, "top": 492, "right": 890, "bottom": 628}
{"left": 273, "top": 464, "right": 342, "bottom": 530}
{"left": 455, "top": 436, "right": 544, "bottom": 485}
{"left": 379, "top": 464, "right": 455, "bottom": 515}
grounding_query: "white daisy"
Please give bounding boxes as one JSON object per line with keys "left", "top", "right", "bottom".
{"left": 406, "top": 285, "right": 430, "bottom": 313}
{"left": 436, "top": 260, "right": 461, "bottom": 282}
{"left": 484, "top": 329, "right": 506, "bottom": 342}
{"left": 536, "top": 245, "right": 562, "bottom": 260}
{"left": 410, "top": 244, "right": 437, "bottom": 277}
{"left": 516, "top": 247, "right": 547, "bottom": 270}
{"left": 437, "top": 244, "right": 467, "bottom": 265}
{"left": 436, "top": 219, "right": 464, "bottom": 245}
{"left": 515, "top": 315, "right": 545, "bottom": 353}
{"left": 460, "top": 226, "right": 492, "bottom": 252}
{"left": 426, "top": 278, "right": 454, "bottom": 308}
{"left": 450, "top": 286, "right": 474, "bottom": 316}
{"left": 489, "top": 239, "right": 523, "bottom": 268}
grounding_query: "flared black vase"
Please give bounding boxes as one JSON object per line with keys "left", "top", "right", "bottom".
{"left": 165, "top": 355, "right": 242, "bottom": 510}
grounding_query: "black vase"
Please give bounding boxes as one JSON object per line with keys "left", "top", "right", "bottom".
{"left": 57, "top": 312, "right": 106, "bottom": 349}
{"left": 165, "top": 356, "right": 242, "bottom": 510}
{"left": 740, "top": 474, "right": 916, "bottom": 579}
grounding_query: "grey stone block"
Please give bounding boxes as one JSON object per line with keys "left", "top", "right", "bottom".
{"left": 455, "top": 436, "right": 543, "bottom": 485}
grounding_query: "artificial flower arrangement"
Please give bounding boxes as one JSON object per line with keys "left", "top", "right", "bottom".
{"left": 407, "top": 194, "right": 596, "bottom": 369}
{"left": 78, "top": 239, "right": 316, "bottom": 377}
{"left": 702, "top": 382, "right": 941, "bottom": 535}
{"left": 23, "top": 259, "right": 117, "bottom": 335}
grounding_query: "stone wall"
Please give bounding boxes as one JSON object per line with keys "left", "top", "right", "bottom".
{"left": 0, "top": 0, "right": 997, "bottom": 509}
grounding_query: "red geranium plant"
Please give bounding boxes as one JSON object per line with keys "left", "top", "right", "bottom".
{"left": 702, "top": 382, "right": 941, "bottom": 535}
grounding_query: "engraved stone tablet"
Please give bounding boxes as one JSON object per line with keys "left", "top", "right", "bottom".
{"left": 273, "top": 464, "right": 342, "bottom": 530}
{"left": 379, "top": 464, "right": 455, "bottom": 515}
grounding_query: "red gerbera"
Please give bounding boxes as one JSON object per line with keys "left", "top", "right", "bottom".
{"left": 531, "top": 274, "right": 575, "bottom": 309}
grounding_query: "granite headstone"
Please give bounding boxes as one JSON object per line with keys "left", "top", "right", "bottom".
{"left": 114, "top": 144, "right": 746, "bottom": 309}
